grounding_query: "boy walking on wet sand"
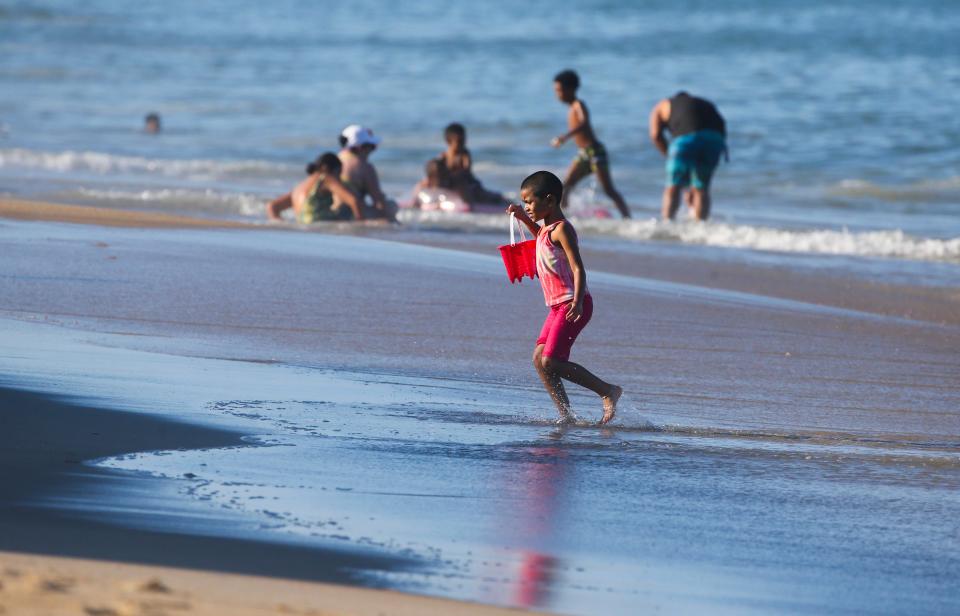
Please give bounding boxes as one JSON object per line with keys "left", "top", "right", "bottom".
{"left": 506, "top": 171, "right": 622, "bottom": 425}
{"left": 551, "top": 70, "right": 632, "bottom": 219}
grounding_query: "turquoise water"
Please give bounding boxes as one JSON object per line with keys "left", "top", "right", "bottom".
{"left": 1, "top": 1, "right": 959, "bottom": 261}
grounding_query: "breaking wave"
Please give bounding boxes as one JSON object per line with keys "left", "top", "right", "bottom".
{"left": 0, "top": 148, "right": 294, "bottom": 180}
{"left": 5, "top": 147, "right": 958, "bottom": 264}
{"left": 397, "top": 210, "right": 960, "bottom": 263}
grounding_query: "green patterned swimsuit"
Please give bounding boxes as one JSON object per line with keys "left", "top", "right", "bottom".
{"left": 573, "top": 141, "right": 609, "bottom": 174}
{"left": 298, "top": 174, "right": 349, "bottom": 223}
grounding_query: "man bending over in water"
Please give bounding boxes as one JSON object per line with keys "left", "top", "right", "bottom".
{"left": 649, "top": 91, "right": 727, "bottom": 221}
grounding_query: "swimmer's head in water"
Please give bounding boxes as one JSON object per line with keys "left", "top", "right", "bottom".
{"left": 306, "top": 152, "right": 342, "bottom": 176}
{"left": 444, "top": 122, "right": 466, "bottom": 146}
{"left": 553, "top": 69, "right": 579, "bottom": 103}
{"left": 520, "top": 170, "right": 563, "bottom": 221}
{"left": 144, "top": 112, "right": 161, "bottom": 133}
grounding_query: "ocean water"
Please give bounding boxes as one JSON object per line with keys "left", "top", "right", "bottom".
{"left": 2, "top": 0, "right": 960, "bottom": 272}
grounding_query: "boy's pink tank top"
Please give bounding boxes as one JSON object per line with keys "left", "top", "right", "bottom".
{"left": 536, "top": 221, "right": 586, "bottom": 306}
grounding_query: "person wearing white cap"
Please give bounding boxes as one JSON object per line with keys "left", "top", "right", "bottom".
{"left": 337, "top": 125, "right": 397, "bottom": 221}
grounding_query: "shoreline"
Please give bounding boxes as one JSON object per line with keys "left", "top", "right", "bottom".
{"left": 389, "top": 233, "right": 960, "bottom": 327}
{"left": 0, "top": 198, "right": 258, "bottom": 229}
{"left": 2, "top": 197, "right": 956, "bottom": 327}
{"left": 0, "top": 384, "right": 529, "bottom": 615}
{"left": 0, "top": 385, "right": 402, "bottom": 582}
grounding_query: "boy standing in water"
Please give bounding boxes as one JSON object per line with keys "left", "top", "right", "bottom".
{"left": 551, "top": 70, "right": 631, "bottom": 219}
{"left": 507, "top": 171, "right": 622, "bottom": 425}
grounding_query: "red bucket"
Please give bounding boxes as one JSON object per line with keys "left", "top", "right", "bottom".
{"left": 499, "top": 213, "right": 538, "bottom": 284}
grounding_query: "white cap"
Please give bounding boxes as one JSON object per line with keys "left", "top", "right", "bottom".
{"left": 341, "top": 124, "right": 381, "bottom": 148}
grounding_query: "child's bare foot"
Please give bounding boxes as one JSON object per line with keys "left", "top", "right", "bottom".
{"left": 599, "top": 386, "right": 622, "bottom": 425}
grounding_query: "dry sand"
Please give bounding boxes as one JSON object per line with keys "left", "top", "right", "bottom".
{"left": 0, "top": 551, "right": 528, "bottom": 616}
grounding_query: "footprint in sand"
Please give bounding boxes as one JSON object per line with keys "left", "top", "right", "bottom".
{"left": 135, "top": 578, "right": 172, "bottom": 594}
{"left": 41, "top": 576, "right": 76, "bottom": 593}
{"left": 0, "top": 569, "right": 66, "bottom": 595}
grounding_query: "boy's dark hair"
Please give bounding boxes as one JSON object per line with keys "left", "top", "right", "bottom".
{"left": 145, "top": 112, "right": 160, "bottom": 123}
{"left": 553, "top": 69, "right": 579, "bottom": 91}
{"left": 444, "top": 123, "right": 465, "bottom": 140}
{"left": 521, "top": 171, "right": 564, "bottom": 204}
{"left": 425, "top": 158, "right": 450, "bottom": 184}
{"left": 338, "top": 134, "right": 348, "bottom": 147}
{"left": 307, "top": 152, "right": 342, "bottom": 175}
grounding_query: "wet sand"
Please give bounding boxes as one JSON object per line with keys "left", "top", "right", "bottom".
{"left": 0, "top": 384, "right": 529, "bottom": 616}
{"left": 0, "top": 198, "right": 255, "bottom": 229}
{"left": 0, "top": 386, "right": 401, "bottom": 579}
{"left": 3, "top": 197, "right": 956, "bottom": 326}
{"left": 0, "top": 200, "right": 541, "bottom": 614}
{"left": 380, "top": 231, "right": 960, "bottom": 327}
{"left": 1, "top": 199, "right": 958, "bottom": 614}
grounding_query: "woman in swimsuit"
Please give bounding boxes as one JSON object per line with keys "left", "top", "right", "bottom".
{"left": 266, "top": 152, "right": 363, "bottom": 223}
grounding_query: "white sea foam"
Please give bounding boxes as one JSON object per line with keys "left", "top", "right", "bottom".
{"left": 601, "top": 218, "right": 960, "bottom": 263}
{"left": 6, "top": 146, "right": 958, "bottom": 264}
{"left": 0, "top": 148, "right": 294, "bottom": 180}
{"left": 397, "top": 210, "right": 960, "bottom": 263}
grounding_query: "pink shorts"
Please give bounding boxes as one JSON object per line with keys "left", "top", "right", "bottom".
{"left": 536, "top": 295, "right": 593, "bottom": 361}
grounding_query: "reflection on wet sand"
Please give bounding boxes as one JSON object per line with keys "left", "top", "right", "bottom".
{"left": 490, "top": 433, "right": 571, "bottom": 610}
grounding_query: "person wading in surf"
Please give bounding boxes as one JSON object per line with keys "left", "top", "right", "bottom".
{"left": 551, "top": 69, "right": 632, "bottom": 219}
{"left": 506, "top": 170, "right": 622, "bottom": 425}
{"left": 649, "top": 91, "right": 727, "bottom": 221}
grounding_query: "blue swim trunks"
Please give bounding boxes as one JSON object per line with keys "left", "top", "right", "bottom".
{"left": 666, "top": 130, "right": 726, "bottom": 190}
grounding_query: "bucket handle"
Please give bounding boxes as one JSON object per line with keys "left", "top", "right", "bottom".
{"left": 509, "top": 212, "right": 530, "bottom": 246}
